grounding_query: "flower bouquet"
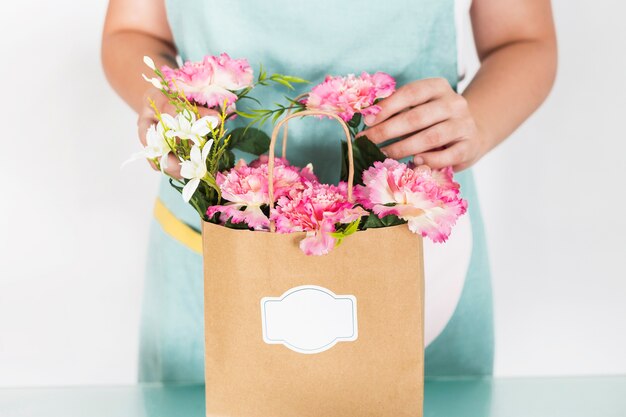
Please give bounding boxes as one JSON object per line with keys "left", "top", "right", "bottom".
{"left": 132, "top": 55, "right": 467, "bottom": 256}
{"left": 130, "top": 53, "right": 468, "bottom": 417}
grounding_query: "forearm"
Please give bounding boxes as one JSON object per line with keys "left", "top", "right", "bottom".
{"left": 463, "top": 38, "right": 557, "bottom": 154}
{"left": 101, "top": 30, "right": 177, "bottom": 113}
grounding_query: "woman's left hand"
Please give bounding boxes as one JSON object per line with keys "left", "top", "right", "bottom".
{"left": 358, "top": 78, "right": 487, "bottom": 172}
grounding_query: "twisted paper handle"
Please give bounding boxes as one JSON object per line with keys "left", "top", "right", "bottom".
{"left": 279, "top": 93, "right": 308, "bottom": 157}
{"left": 267, "top": 110, "right": 355, "bottom": 232}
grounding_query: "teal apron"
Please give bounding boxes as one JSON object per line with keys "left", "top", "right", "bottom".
{"left": 139, "top": 0, "right": 494, "bottom": 382}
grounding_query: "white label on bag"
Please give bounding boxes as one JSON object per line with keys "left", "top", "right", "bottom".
{"left": 260, "top": 285, "right": 358, "bottom": 354}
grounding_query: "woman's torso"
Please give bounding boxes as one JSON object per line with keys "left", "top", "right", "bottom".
{"left": 147, "top": 0, "right": 493, "bottom": 379}
{"left": 160, "top": 0, "right": 466, "bottom": 226}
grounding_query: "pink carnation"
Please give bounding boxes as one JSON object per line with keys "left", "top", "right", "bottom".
{"left": 355, "top": 159, "right": 467, "bottom": 243}
{"left": 162, "top": 53, "right": 253, "bottom": 110}
{"left": 271, "top": 182, "right": 368, "bottom": 256}
{"left": 304, "top": 72, "right": 396, "bottom": 122}
{"left": 249, "top": 155, "right": 317, "bottom": 183}
{"left": 206, "top": 158, "right": 313, "bottom": 230}
{"left": 248, "top": 154, "right": 288, "bottom": 168}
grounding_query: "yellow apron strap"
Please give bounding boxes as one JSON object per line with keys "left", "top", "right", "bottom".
{"left": 153, "top": 199, "right": 203, "bottom": 254}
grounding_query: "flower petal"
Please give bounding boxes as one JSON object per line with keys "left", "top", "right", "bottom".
{"left": 182, "top": 178, "right": 200, "bottom": 202}
{"left": 299, "top": 231, "right": 336, "bottom": 256}
{"left": 407, "top": 214, "right": 449, "bottom": 243}
{"left": 160, "top": 113, "right": 177, "bottom": 130}
{"left": 180, "top": 160, "right": 195, "bottom": 179}
{"left": 189, "top": 145, "right": 202, "bottom": 164}
{"left": 202, "top": 139, "right": 214, "bottom": 162}
{"left": 210, "top": 204, "right": 270, "bottom": 230}
{"left": 143, "top": 56, "right": 156, "bottom": 70}
{"left": 141, "top": 74, "right": 162, "bottom": 90}
{"left": 159, "top": 153, "right": 170, "bottom": 171}
{"left": 120, "top": 151, "right": 146, "bottom": 169}
{"left": 192, "top": 116, "right": 218, "bottom": 137}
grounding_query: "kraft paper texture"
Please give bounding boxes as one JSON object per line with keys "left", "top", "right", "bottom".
{"left": 202, "top": 221, "right": 425, "bottom": 417}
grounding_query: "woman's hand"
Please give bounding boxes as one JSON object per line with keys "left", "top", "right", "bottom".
{"left": 358, "top": 78, "right": 487, "bottom": 172}
{"left": 137, "top": 87, "right": 219, "bottom": 179}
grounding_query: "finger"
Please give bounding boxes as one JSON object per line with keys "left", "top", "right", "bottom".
{"left": 147, "top": 159, "right": 159, "bottom": 171}
{"left": 159, "top": 101, "right": 181, "bottom": 118}
{"left": 137, "top": 95, "right": 179, "bottom": 147}
{"left": 360, "top": 98, "right": 452, "bottom": 144}
{"left": 364, "top": 77, "right": 451, "bottom": 126}
{"left": 413, "top": 141, "right": 471, "bottom": 170}
{"left": 144, "top": 91, "right": 179, "bottom": 117}
{"left": 197, "top": 107, "right": 221, "bottom": 118}
{"left": 137, "top": 114, "right": 155, "bottom": 147}
{"left": 451, "top": 160, "right": 473, "bottom": 173}
{"left": 163, "top": 153, "right": 182, "bottom": 179}
{"left": 381, "top": 120, "right": 466, "bottom": 160}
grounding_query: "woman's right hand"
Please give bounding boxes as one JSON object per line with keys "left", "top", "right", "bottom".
{"left": 137, "top": 87, "right": 220, "bottom": 179}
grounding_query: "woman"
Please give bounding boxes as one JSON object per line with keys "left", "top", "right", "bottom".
{"left": 102, "top": 0, "right": 556, "bottom": 382}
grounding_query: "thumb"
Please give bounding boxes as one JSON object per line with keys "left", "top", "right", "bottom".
{"left": 197, "top": 107, "right": 221, "bottom": 119}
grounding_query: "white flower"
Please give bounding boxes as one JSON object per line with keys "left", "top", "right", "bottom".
{"left": 143, "top": 56, "right": 156, "bottom": 70}
{"left": 122, "top": 122, "right": 171, "bottom": 170}
{"left": 142, "top": 73, "right": 162, "bottom": 90}
{"left": 180, "top": 142, "right": 214, "bottom": 202}
{"left": 143, "top": 123, "right": 171, "bottom": 168}
{"left": 161, "top": 109, "right": 219, "bottom": 145}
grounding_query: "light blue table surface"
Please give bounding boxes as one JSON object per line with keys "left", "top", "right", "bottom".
{"left": 1, "top": 376, "right": 625, "bottom": 417}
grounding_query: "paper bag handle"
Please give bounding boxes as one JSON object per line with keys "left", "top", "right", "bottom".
{"left": 279, "top": 93, "right": 308, "bottom": 158}
{"left": 267, "top": 110, "right": 355, "bottom": 230}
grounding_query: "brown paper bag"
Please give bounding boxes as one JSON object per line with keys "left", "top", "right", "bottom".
{"left": 202, "top": 111, "right": 425, "bottom": 417}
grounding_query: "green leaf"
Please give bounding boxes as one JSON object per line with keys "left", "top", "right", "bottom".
{"left": 329, "top": 219, "right": 362, "bottom": 246}
{"left": 381, "top": 214, "right": 405, "bottom": 227}
{"left": 280, "top": 75, "right": 310, "bottom": 84}
{"left": 237, "top": 95, "right": 262, "bottom": 106}
{"left": 258, "top": 115, "right": 271, "bottom": 128}
{"left": 284, "top": 95, "right": 306, "bottom": 107}
{"left": 170, "top": 178, "right": 218, "bottom": 222}
{"left": 206, "top": 211, "right": 222, "bottom": 225}
{"left": 271, "top": 107, "right": 287, "bottom": 124}
{"left": 257, "top": 63, "right": 267, "bottom": 82}
{"left": 235, "top": 110, "right": 257, "bottom": 119}
{"left": 224, "top": 217, "right": 253, "bottom": 230}
{"left": 168, "top": 178, "right": 184, "bottom": 193}
{"left": 270, "top": 76, "right": 294, "bottom": 90}
{"left": 343, "top": 135, "right": 387, "bottom": 185}
{"left": 218, "top": 149, "right": 236, "bottom": 171}
{"left": 210, "top": 207, "right": 258, "bottom": 230}
{"left": 228, "top": 127, "right": 271, "bottom": 155}
{"left": 344, "top": 219, "right": 361, "bottom": 235}
{"left": 360, "top": 213, "right": 406, "bottom": 230}
{"left": 355, "top": 135, "right": 386, "bottom": 165}
{"left": 347, "top": 113, "right": 362, "bottom": 129}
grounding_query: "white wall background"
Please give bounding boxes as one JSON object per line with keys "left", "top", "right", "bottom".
{"left": 0, "top": 0, "right": 624, "bottom": 386}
